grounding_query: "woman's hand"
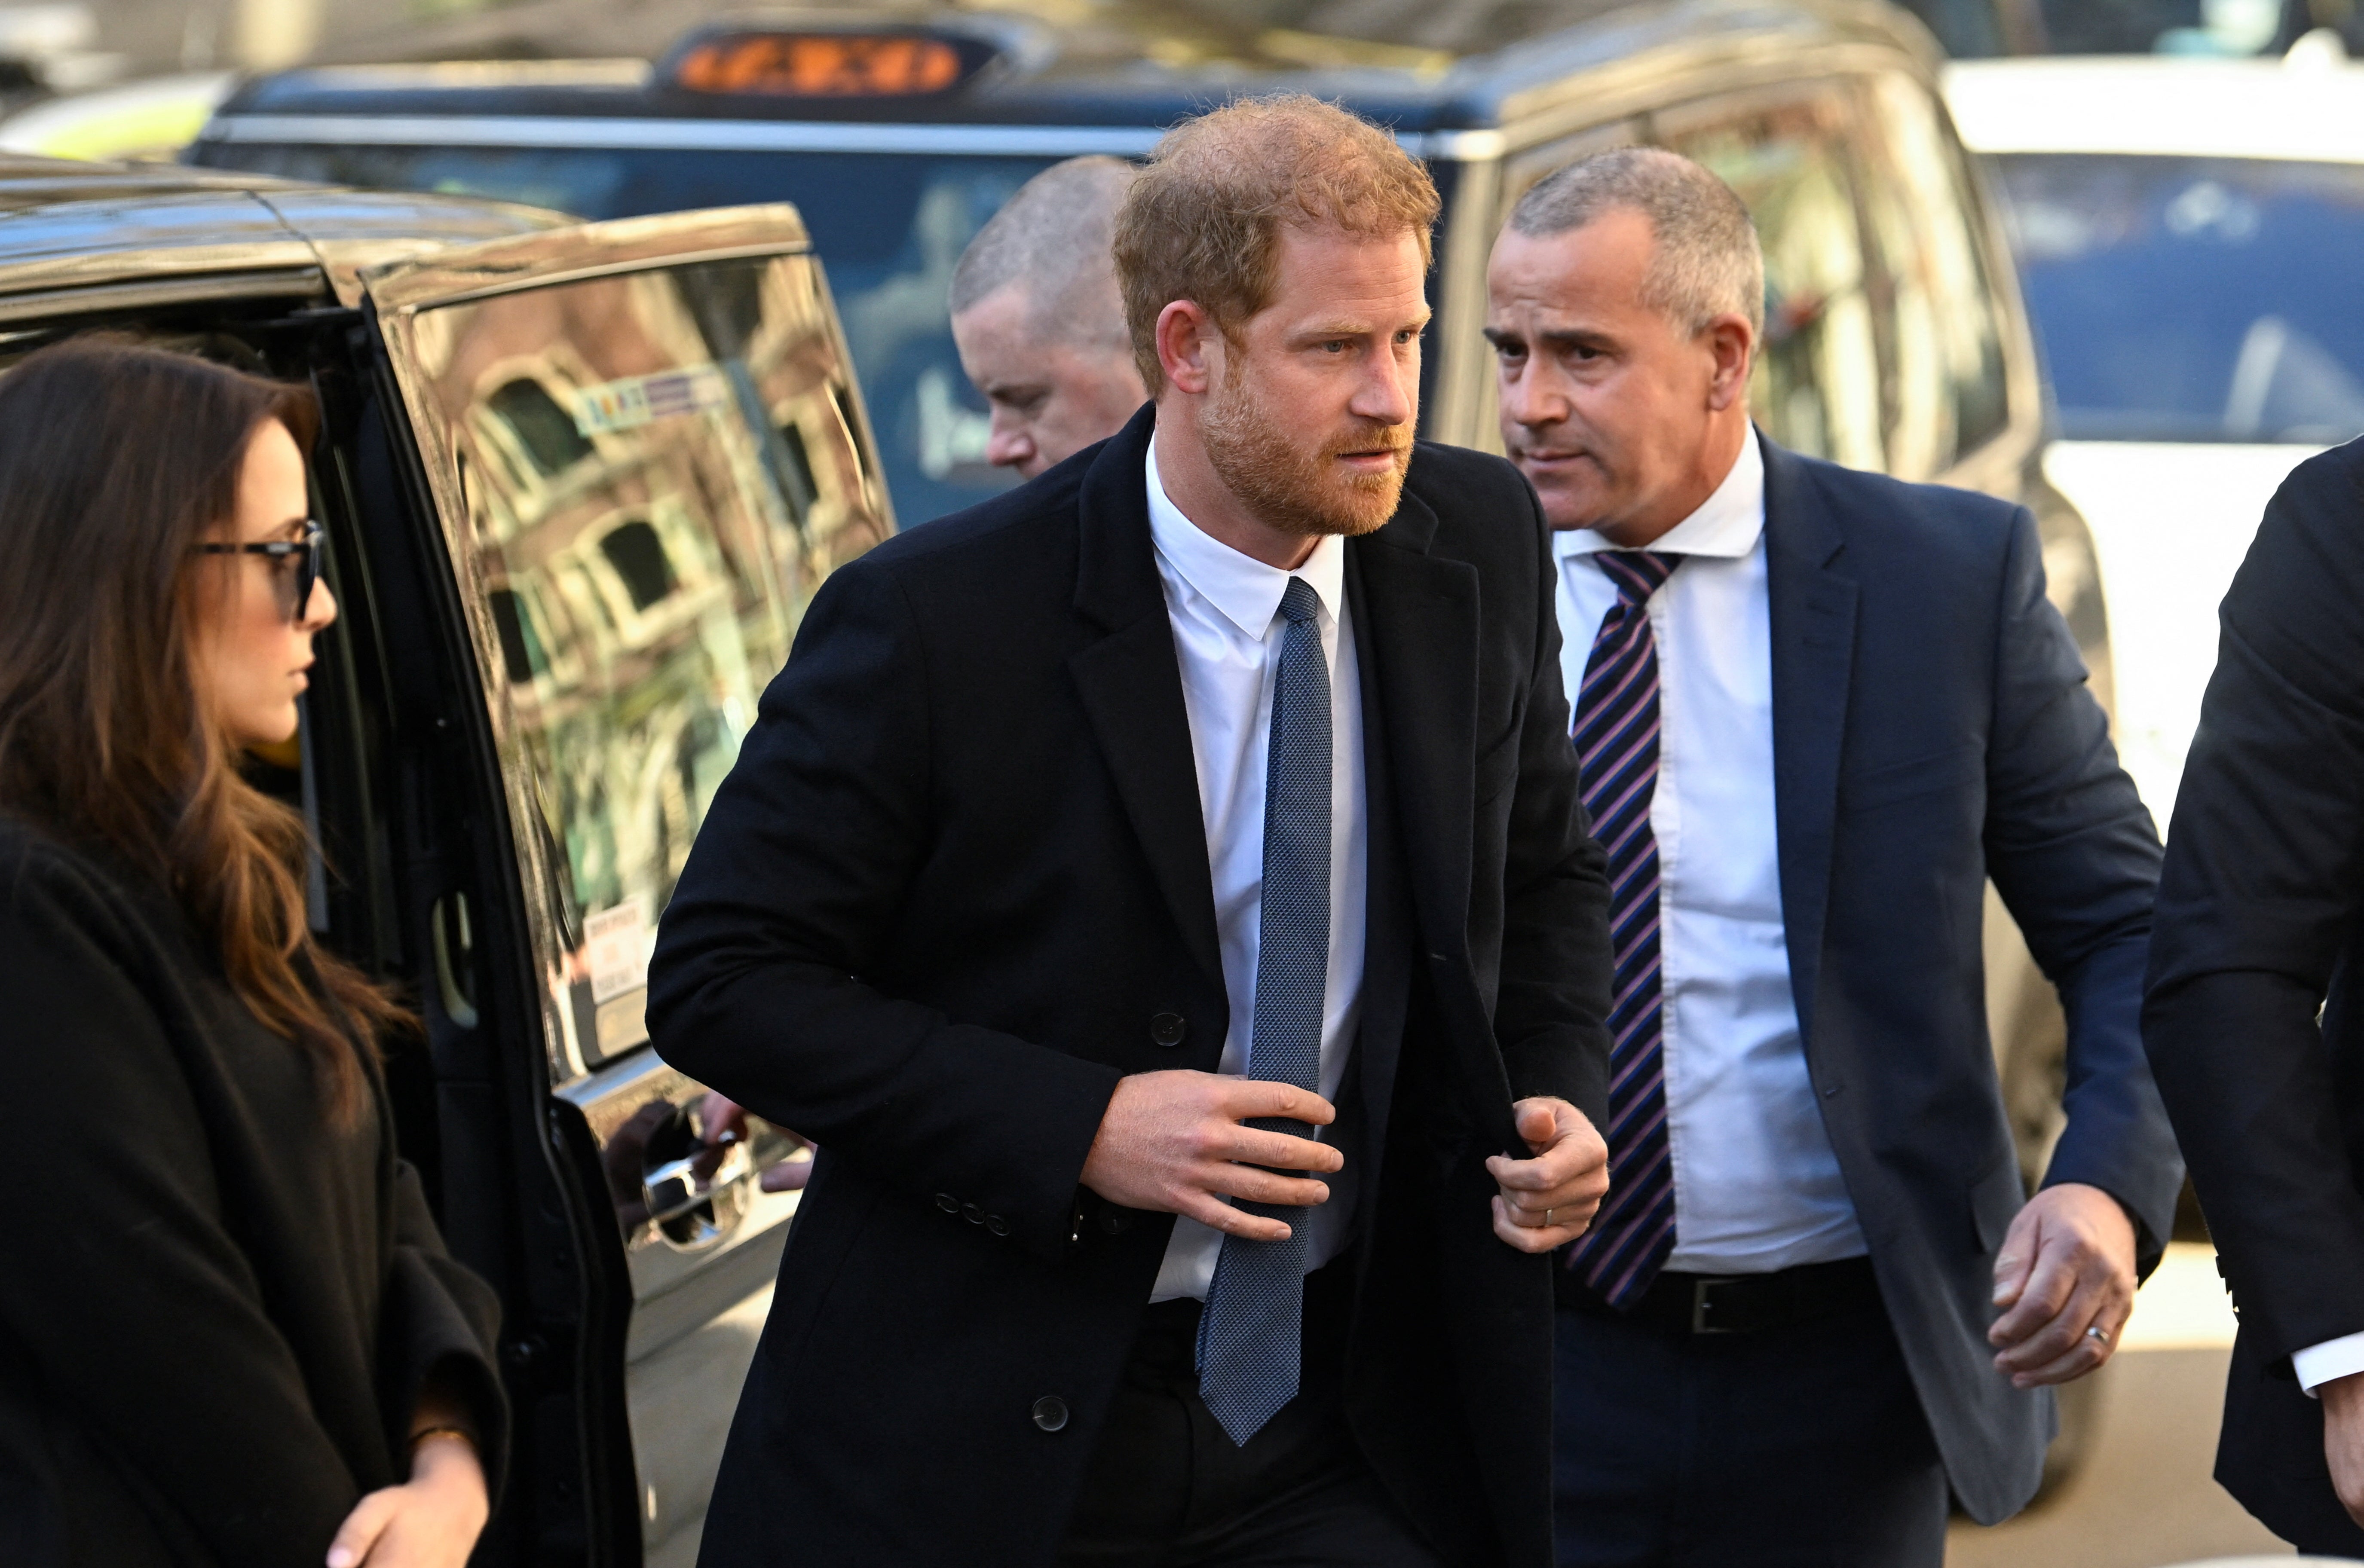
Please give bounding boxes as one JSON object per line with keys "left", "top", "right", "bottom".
{"left": 325, "top": 1434, "right": 489, "bottom": 1568}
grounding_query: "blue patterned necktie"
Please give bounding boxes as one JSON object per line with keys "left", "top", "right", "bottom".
{"left": 1565, "top": 551, "right": 1683, "bottom": 1307}
{"left": 1197, "top": 576, "right": 1331, "bottom": 1446}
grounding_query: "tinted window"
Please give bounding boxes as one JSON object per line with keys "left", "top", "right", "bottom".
{"left": 1993, "top": 153, "right": 2364, "bottom": 443}
{"left": 220, "top": 143, "right": 1062, "bottom": 524}
{"left": 1854, "top": 74, "right": 2011, "bottom": 475}
{"left": 1661, "top": 93, "right": 1886, "bottom": 470}
{"left": 399, "top": 254, "right": 890, "bottom": 1078}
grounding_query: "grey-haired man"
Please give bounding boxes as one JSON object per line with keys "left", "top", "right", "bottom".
{"left": 1486, "top": 148, "right": 2182, "bottom": 1565}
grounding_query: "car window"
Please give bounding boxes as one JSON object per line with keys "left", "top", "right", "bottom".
{"left": 219, "top": 142, "right": 1062, "bottom": 526}
{"left": 1853, "top": 73, "right": 2012, "bottom": 477}
{"left": 1991, "top": 152, "right": 2364, "bottom": 444}
{"left": 401, "top": 254, "right": 889, "bottom": 1080}
{"left": 1657, "top": 90, "right": 1886, "bottom": 471}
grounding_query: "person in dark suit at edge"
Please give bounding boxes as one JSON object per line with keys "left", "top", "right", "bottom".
{"left": 1482, "top": 150, "right": 2183, "bottom": 1565}
{"left": 648, "top": 95, "right": 1614, "bottom": 1568}
{"left": 2142, "top": 434, "right": 2364, "bottom": 1555}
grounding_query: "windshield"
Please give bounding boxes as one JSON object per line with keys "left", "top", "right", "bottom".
{"left": 224, "top": 143, "right": 1061, "bottom": 523}
{"left": 1991, "top": 152, "right": 2364, "bottom": 443}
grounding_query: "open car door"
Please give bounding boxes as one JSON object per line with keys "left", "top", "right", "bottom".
{"left": 363, "top": 206, "right": 894, "bottom": 1568}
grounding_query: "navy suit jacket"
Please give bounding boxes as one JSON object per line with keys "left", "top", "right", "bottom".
{"left": 1755, "top": 437, "right": 2179, "bottom": 1522}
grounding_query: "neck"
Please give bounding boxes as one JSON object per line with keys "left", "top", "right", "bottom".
{"left": 1592, "top": 412, "right": 1751, "bottom": 550}
{"left": 1150, "top": 397, "right": 1318, "bottom": 571}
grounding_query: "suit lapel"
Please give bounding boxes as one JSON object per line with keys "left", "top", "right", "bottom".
{"left": 1349, "top": 488, "right": 1481, "bottom": 963}
{"left": 1066, "top": 406, "right": 1228, "bottom": 1002}
{"left": 1762, "top": 436, "right": 1858, "bottom": 1046}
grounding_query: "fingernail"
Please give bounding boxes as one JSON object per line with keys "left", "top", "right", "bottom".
{"left": 328, "top": 1552, "right": 353, "bottom": 1568}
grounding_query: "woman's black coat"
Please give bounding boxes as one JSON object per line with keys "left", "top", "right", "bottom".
{"left": 0, "top": 818, "right": 505, "bottom": 1566}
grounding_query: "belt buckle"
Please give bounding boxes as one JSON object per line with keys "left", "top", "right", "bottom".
{"left": 1689, "top": 1276, "right": 1742, "bottom": 1334}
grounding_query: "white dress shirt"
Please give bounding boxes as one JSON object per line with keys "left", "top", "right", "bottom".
{"left": 1556, "top": 430, "right": 1868, "bottom": 1274}
{"left": 2294, "top": 1331, "right": 2364, "bottom": 1395}
{"left": 1144, "top": 437, "right": 1369, "bottom": 1303}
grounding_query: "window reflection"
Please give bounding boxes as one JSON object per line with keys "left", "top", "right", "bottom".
{"left": 1856, "top": 75, "right": 2011, "bottom": 477}
{"left": 417, "top": 256, "right": 890, "bottom": 1078}
{"left": 1664, "top": 95, "right": 1886, "bottom": 471}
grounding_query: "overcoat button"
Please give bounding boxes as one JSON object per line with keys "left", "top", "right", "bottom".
{"left": 934, "top": 1193, "right": 959, "bottom": 1214}
{"left": 963, "top": 1203, "right": 986, "bottom": 1225}
{"left": 1150, "top": 1013, "right": 1188, "bottom": 1048}
{"left": 1032, "top": 1395, "right": 1069, "bottom": 1432}
{"left": 985, "top": 1214, "right": 1010, "bottom": 1237}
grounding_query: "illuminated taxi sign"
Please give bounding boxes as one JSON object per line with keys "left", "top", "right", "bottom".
{"left": 664, "top": 29, "right": 989, "bottom": 98}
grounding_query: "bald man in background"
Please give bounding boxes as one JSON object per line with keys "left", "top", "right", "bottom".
{"left": 950, "top": 156, "right": 1148, "bottom": 478}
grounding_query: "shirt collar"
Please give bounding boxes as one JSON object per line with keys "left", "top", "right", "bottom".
{"left": 1145, "top": 437, "right": 1347, "bottom": 639}
{"left": 1554, "top": 426, "right": 1766, "bottom": 563}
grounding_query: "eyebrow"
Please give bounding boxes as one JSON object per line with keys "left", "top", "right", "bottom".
{"left": 1297, "top": 313, "right": 1433, "bottom": 339}
{"left": 1485, "top": 325, "right": 1614, "bottom": 352}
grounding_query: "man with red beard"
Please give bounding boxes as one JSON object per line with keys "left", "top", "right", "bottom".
{"left": 649, "top": 95, "right": 1614, "bottom": 1568}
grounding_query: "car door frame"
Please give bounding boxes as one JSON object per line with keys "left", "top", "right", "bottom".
{"left": 355, "top": 203, "right": 870, "bottom": 1567}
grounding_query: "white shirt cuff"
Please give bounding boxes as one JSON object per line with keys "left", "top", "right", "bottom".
{"left": 2292, "top": 1331, "right": 2364, "bottom": 1397}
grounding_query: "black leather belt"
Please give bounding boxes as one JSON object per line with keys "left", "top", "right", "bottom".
{"left": 1562, "top": 1256, "right": 1881, "bottom": 1336}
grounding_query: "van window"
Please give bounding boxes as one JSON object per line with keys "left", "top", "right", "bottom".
{"left": 221, "top": 142, "right": 1060, "bottom": 525}
{"left": 404, "top": 254, "right": 891, "bottom": 1079}
{"left": 1657, "top": 91, "right": 1886, "bottom": 471}
{"left": 1854, "top": 73, "right": 2011, "bottom": 476}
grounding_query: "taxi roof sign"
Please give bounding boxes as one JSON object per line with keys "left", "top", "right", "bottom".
{"left": 661, "top": 27, "right": 994, "bottom": 98}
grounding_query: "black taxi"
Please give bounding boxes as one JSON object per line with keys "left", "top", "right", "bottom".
{"left": 0, "top": 157, "right": 892, "bottom": 1565}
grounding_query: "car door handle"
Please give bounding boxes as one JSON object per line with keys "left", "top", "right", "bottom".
{"left": 643, "top": 1136, "right": 754, "bottom": 1225}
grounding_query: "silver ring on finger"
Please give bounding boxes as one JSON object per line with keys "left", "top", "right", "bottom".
{"left": 2084, "top": 1324, "right": 2109, "bottom": 1346}
{"left": 1545, "top": 1208, "right": 1556, "bottom": 1228}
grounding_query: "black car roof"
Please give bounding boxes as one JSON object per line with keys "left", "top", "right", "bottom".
{"left": 213, "top": 0, "right": 1937, "bottom": 146}
{"left": 0, "top": 153, "right": 557, "bottom": 313}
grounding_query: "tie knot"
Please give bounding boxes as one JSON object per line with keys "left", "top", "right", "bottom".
{"left": 1278, "top": 576, "right": 1321, "bottom": 627}
{"left": 1596, "top": 550, "right": 1681, "bottom": 607}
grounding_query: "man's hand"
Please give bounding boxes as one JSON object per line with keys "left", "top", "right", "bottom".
{"left": 2322, "top": 1371, "right": 2364, "bottom": 1528}
{"left": 1988, "top": 1180, "right": 2137, "bottom": 1388}
{"left": 1485, "top": 1097, "right": 1609, "bottom": 1253}
{"left": 1079, "top": 1070, "right": 1342, "bottom": 1243}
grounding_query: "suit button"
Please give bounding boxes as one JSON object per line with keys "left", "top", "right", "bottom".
{"left": 934, "top": 1193, "right": 959, "bottom": 1214}
{"left": 986, "top": 1214, "right": 1010, "bottom": 1237}
{"left": 963, "top": 1203, "right": 986, "bottom": 1225}
{"left": 1150, "top": 1012, "right": 1188, "bottom": 1048}
{"left": 1032, "top": 1395, "right": 1069, "bottom": 1432}
{"left": 1098, "top": 1208, "right": 1133, "bottom": 1235}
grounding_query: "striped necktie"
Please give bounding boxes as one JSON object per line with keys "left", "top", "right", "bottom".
{"left": 1197, "top": 576, "right": 1331, "bottom": 1446}
{"left": 1565, "top": 550, "right": 1682, "bottom": 1308}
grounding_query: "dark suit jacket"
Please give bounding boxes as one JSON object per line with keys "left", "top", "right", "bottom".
{"left": 647, "top": 404, "right": 1612, "bottom": 1567}
{"left": 2143, "top": 435, "right": 2364, "bottom": 1552}
{"left": 1755, "top": 438, "right": 2178, "bottom": 1523}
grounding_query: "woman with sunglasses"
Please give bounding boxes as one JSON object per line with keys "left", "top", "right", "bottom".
{"left": 0, "top": 337, "right": 503, "bottom": 1567}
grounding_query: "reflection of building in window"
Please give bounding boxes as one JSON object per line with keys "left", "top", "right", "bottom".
{"left": 489, "top": 376, "right": 595, "bottom": 477}
{"left": 599, "top": 519, "right": 678, "bottom": 612}
{"left": 490, "top": 587, "right": 547, "bottom": 685}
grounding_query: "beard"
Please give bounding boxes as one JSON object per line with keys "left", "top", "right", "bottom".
{"left": 1199, "top": 362, "right": 1412, "bottom": 540}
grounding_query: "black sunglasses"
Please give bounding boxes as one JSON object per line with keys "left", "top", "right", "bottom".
{"left": 194, "top": 520, "right": 325, "bottom": 623}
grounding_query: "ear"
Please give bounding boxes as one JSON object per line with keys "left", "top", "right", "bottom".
{"left": 1154, "top": 300, "right": 1221, "bottom": 397}
{"left": 1702, "top": 312, "right": 1755, "bottom": 413}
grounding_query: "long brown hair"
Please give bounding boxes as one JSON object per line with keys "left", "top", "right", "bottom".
{"left": 0, "top": 336, "right": 403, "bottom": 1122}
